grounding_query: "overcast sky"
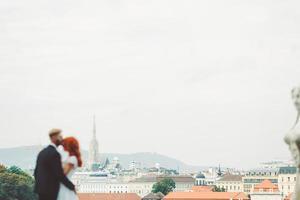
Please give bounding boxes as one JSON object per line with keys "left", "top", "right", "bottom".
{"left": 1, "top": 0, "right": 300, "bottom": 169}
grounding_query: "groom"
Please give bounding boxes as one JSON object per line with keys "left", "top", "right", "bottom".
{"left": 34, "top": 129, "right": 75, "bottom": 200}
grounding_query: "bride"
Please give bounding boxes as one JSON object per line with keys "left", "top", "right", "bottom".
{"left": 57, "top": 137, "right": 82, "bottom": 200}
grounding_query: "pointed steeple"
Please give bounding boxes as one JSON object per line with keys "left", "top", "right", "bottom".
{"left": 89, "top": 115, "right": 100, "bottom": 170}
{"left": 93, "top": 115, "right": 96, "bottom": 138}
{"left": 217, "top": 164, "right": 222, "bottom": 177}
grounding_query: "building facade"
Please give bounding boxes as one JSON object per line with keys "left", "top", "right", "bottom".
{"left": 250, "top": 179, "right": 282, "bottom": 200}
{"left": 242, "top": 168, "right": 279, "bottom": 194}
{"left": 74, "top": 175, "right": 195, "bottom": 197}
{"left": 129, "top": 176, "right": 195, "bottom": 197}
{"left": 195, "top": 172, "right": 206, "bottom": 186}
{"left": 216, "top": 174, "right": 243, "bottom": 192}
{"left": 278, "top": 166, "right": 297, "bottom": 198}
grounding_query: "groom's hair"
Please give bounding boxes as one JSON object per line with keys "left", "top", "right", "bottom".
{"left": 49, "top": 128, "right": 62, "bottom": 137}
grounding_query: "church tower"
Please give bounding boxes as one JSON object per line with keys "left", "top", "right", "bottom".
{"left": 88, "top": 115, "right": 100, "bottom": 170}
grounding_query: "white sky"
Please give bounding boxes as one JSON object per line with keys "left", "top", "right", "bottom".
{"left": 1, "top": 0, "right": 300, "bottom": 169}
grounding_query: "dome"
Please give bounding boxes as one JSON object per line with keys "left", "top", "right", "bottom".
{"left": 196, "top": 172, "right": 206, "bottom": 179}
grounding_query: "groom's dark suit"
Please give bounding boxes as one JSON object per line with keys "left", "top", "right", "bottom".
{"left": 34, "top": 145, "right": 75, "bottom": 200}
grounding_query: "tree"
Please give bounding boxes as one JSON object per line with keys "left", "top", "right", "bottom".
{"left": 152, "top": 178, "right": 176, "bottom": 195}
{"left": 0, "top": 165, "right": 6, "bottom": 173}
{"left": 8, "top": 166, "right": 31, "bottom": 178}
{"left": 0, "top": 165, "right": 37, "bottom": 200}
{"left": 212, "top": 185, "right": 226, "bottom": 192}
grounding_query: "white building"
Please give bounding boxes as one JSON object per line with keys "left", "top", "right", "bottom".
{"left": 260, "top": 160, "right": 293, "bottom": 169}
{"left": 243, "top": 168, "right": 279, "bottom": 194}
{"left": 278, "top": 166, "right": 297, "bottom": 198}
{"left": 73, "top": 174, "right": 195, "bottom": 197}
{"left": 129, "top": 175, "right": 195, "bottom": 197}
{"left": 202, "top": 167, "right": 220, "bottom": 185}
{"left": 128, "top": 161, "right": 142, "bottom": 173}
{"left": 250, "top": 179, "right": 282, "bottom": 200}
{"left": 195, "top": 172, "right": 206, "bottom": 186}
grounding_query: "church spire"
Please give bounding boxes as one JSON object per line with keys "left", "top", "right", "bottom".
{"left": 89, "top": 114, "right": 100, "bottom": 170}
{"left": 93, "top": 115, "right": 96, "bottom": 138}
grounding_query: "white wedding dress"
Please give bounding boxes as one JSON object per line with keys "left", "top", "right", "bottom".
{"left": 57, "top": 146, "right": 78, "bottom": 200}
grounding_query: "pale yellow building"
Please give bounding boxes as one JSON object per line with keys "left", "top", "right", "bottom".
{"left": 278, "top": 166, "right": 297, "bottom": 198}
{"left": 216, "top": 174, "right": 243, "bottom": 192}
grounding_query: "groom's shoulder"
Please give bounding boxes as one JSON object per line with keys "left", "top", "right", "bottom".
{"left": 39, "top": 145, "right": 59, "bottom": 156}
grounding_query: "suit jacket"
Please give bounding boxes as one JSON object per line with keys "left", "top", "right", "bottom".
{"left": 34, "top": 145, "right": 75, "bottom": 198}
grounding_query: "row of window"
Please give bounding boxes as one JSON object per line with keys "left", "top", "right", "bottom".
{"left": 280, "top": 177, "right": 297, "bottom": 182}
{"left": 218, "top": 185, "right": 241, "bottom": 191}
{"left": 246, "top": 172, "right": 278, "bottom": 176}
{"left": 281, "top": 185, "right": 294, "bottom": 190}
{"left": 243, "top": 179, "right": 278, "bottom": 184}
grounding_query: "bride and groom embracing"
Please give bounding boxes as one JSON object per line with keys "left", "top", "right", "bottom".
{"left": 34, "top": 128, "right": 82, "bottom": 200}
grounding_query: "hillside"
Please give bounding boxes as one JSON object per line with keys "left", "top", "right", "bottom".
{"left": 0, "top": 145, "right": 205, "bottom": 172}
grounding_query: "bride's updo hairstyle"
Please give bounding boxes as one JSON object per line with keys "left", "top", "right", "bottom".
{"left": 62, "top": 137, "right": 83, "bottom": 167}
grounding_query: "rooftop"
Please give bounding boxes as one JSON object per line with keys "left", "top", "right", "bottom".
{"left": 279, "top": 166, "right": 297, "bottom": 174}
{"left": 253, "top": 179, "right": 279, "bottom": 192}
{"left": 131, "top": 175, "right": 195, "bottom": 183}
{"left": 247, "top": 168, "right": 279, "bottom": 173}
{"left": 78, "top": 193, "right": 141, "bottom": 200}
{"left": 196, "top": 172, "right": 205, "bottom": 179}
{"left": 284, "top": 193, "right": 292, "bottom": 200}
{"left": 218, "top": 174, "right": 243, "bottom": 182}
{"left": 142, "top": 192, "right": 164, "bottom": 200}
{"left": 163, "top": 192, "right": 249, "bottom": 200}
{"left": 191, "top": 186, "right": 214, "bottom": 192}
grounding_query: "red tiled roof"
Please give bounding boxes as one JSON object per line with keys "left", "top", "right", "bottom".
{"left": 253, "top": 179, "right": 279, "bottom": 192}
{"left": 191, "top": 186, "right": 214, "bottom": 192}
{"left": 284, "top": 193, "right": 292, "bottom": 200}
{"left": 78, "top": 193, "right": 141, "bottom": 200}
{"left": 164, "top": 192, "right": 249, "bottom": 200}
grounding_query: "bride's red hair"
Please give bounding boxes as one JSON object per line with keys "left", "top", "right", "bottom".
{"left": 62, "top": 137, "right": 83, "bottom": 167}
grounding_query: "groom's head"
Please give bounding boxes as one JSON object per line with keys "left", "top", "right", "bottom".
{"left": 49, "top": 128, "right": 63, "bottom": 146}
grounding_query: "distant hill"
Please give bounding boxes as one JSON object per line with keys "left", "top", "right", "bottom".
{"left": 0, "top": 145, "right": 206, "bottom": 172}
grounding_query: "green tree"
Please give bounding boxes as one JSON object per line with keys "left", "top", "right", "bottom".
{"left": 0, "top": 164, "right": 37, "bottom": 200}
{"left": 0, "top": 165, "right": 6, "bottom": 173}
{"left": 212, "top": 185, "right": 226, "bottom": 192}
{"left": 152, "top": 178, "right": 176, "bottom": 195}
{"left": 8, "top": 166, "right": 31, "bottom": 178}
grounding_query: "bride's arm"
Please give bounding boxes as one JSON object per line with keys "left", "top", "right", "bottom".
{"left": 63, "top": 163, "right": 74, "bottom": 175}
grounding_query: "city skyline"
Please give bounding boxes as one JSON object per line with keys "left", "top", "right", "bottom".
{"left": 1, "top": 0, "right": 300, "bottom": 169}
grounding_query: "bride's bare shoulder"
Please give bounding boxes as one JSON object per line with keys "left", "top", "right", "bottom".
{"left": 68, "top": 155, "right": 78, "bottom": 167}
